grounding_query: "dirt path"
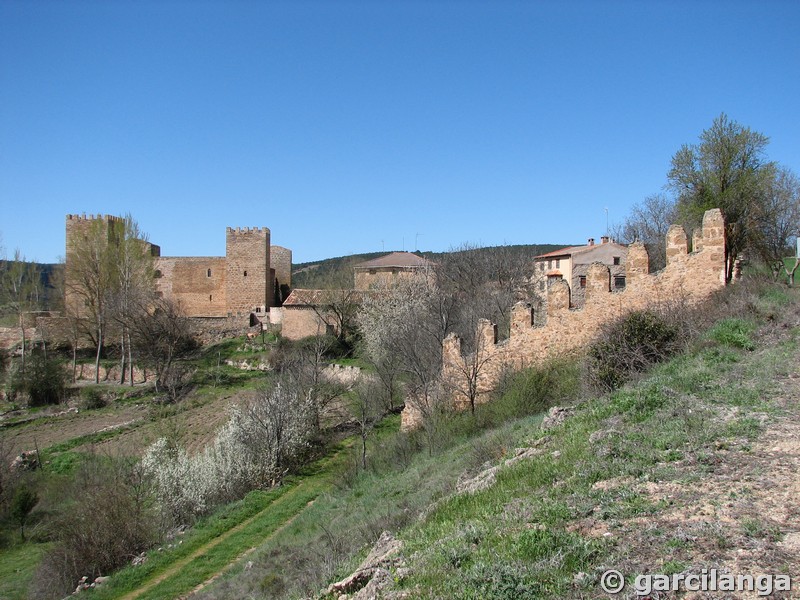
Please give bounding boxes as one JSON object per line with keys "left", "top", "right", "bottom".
{"left": 183, "top": 499, "right": 316, "bottom": 598}
{"left": 119, "top": 488, "right": 316, "bottom": 600}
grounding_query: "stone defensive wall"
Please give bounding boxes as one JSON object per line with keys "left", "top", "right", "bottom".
{"left": 401, "top": 208, "right": 727, "bottom": 430}
{"left": 155, "top": 257, "right": 227, "bottom": 317}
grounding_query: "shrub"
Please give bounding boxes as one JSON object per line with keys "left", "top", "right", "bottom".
{"left": 80, "top": 387, "right": 107, "bottom": 410}
{"left": 18, "top": 354, "right": 67, "bottom": 406}
{"left": 29, "top": 457, "right": 159, "bottom": 599}
{"left": 588, "top": 310, "right": 680, "bottom": 392}
{"left": 708, "top": 318, "right": 756, "bottom": 350}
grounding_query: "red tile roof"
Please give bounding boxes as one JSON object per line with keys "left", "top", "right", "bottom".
{"left": 354, "top": 252, "right": 433, "bottom": 270}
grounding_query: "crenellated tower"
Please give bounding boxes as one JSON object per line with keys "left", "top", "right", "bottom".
{"left": 225, "top": 227, "right": 271, "bottom": 315}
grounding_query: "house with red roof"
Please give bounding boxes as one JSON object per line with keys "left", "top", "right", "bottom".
{"left": 532, "top": 236, "right": 628, "bottom": 307}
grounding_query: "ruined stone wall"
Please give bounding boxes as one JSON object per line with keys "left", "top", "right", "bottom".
{"left": 402, "top": 209, "right": 726, "bottom": 430}
{"left": 225, "top": 227, "right": 271, "bottom": 316}
{"left": 155, "top": 257, "right": 227, "bottom": 317}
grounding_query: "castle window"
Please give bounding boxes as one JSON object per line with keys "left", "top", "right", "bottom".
{"left": 207, "top": 268, "right": 212, "bottom": 277}
{"left": 555, "top": 259, "right": 560, "bottom": 268}
{"left": 579, "top": 276, "right": 586, "bottom": 288}
{"left": 614, "top": 276, "right": 626, "bottom": 289}
{"left": 244, "top": 270, "right": 248, "bottom": 277}
{"left": 209, "top": 295, "right": 213, "bottom": 301}
{"left": 613, "top": 256, "right": 621, "bottom": 265}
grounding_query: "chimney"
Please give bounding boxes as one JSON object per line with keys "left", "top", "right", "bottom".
{"left": 600, "top": 236, "right": 609, "bottom": 244}
{"left": 587, "top": 238, "right": 595, "bottom": 246}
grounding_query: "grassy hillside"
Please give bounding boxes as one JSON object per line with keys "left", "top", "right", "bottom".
{"left": 189, "top": 280, "right": 800, "bottom": 598}
{"left": 3, "top": 276, "right": 797, "bottom": 600}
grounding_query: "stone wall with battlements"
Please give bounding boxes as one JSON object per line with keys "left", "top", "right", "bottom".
{"left": 401, "top": 208, "right": 727, "bottom": 430}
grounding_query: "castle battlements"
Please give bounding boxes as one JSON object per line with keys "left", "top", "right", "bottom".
{"left": 401, "top": 208, "right": 727, "bottom": 430}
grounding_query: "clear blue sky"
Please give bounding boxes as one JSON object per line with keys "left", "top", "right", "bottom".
{"left": 1, "top": 0, "right": 798, "bottom": 264}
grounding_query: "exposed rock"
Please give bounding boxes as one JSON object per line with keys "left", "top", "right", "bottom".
{"left": 10, "top": 450, "right": 39, "bottom": 472}
{"left": 540, "top": 406, "right": 575, "bottom": 431}
{"left": 324, "top": 531, "right": 405, "bottom": 599}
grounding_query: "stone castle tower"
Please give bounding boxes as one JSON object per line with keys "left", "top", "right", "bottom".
{"left": 225, "top": 227, "right": 271, "bottom": 315}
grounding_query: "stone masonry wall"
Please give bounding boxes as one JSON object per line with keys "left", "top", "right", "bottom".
{"left": 401, "top": 209, "right": 727, "bottom": 430}
{"left": 154, "top": 257, "right": 227, "bottom": 317}
{"left": 281, "top": 306, "right": 333, "bottom": 340}
{"left": 271, "top": 246, "right": 292, "bottom": 291}
{"left": 225, "top": 227, "right": 271, "bottom": 316}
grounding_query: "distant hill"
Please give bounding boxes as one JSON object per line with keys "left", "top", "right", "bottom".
{"left": 291, "top": 244, "right": 568, "bottom": 289}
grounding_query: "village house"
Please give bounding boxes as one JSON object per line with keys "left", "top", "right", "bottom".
{"left": 532, "top": 236, "right": 628, "bottom": 308}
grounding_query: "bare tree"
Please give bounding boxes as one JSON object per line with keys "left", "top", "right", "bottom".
{"left": 65, "top": 219, "right": 117, "bottom": 383}
{"left": 750, "top": 165, "right": 800, "bottom": 282}
{"left": 0, "top": 250, "right": 41, "bottom": 374}
{"left": 618, "top": 193, "right": 678, "bottom": 271}
{"left": 129, "top": 296, "right": 197, "bottom": 397}
{"left": 357, "top": 273, "right": 453, "bottom": 451}
{"left": 350, "top": 379, "right": 384, "bottom": 469}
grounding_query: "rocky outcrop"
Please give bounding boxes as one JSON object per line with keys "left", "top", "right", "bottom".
{"left": 323, "top": 531, "right": 410, "bottom": 600}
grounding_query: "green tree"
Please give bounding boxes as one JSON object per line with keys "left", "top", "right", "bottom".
{"left": 668, "top": 113, "right": 773, "bottom": 282}
{"left": 10, "top": 484, "right": 38, "bottom": 541}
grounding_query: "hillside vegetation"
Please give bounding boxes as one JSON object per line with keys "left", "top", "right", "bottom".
{"left": 2, "top": 276, "right": 798, "bottom": 599}
{"left": 292, "top": 244, "right": 565, "bottom": 289}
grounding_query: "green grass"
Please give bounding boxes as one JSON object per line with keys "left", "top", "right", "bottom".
{"left": 0, "top": 542, "right": 50, "bottom": 600}
{"left": 89, "top": 439, "right": 356, "bottom": 600}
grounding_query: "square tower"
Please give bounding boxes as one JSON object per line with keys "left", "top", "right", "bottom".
{"left": 225, "top": 227, "right": 271, "bottom": 315}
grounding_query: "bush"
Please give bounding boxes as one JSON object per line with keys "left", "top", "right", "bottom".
{"left": 8, "top": 355, "right": 68, "bottom": 407}
{"left": 588, "top": 310, "right": 680, "bottom": 392}
{"left": 488, "top": 360, "right": 580, "bottom": 425}
{"left": 708, "top": 318, "right": 756, "bottom": 350}
{"left": 80, "top": 387, "right": 107, "bottom": 410}
{"left": 29, "top": 457, "right": 159, "bottom": 599}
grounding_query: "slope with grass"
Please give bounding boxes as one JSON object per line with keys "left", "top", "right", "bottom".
{"left": 191, "top": 280, "right": 800, "bottom": 599}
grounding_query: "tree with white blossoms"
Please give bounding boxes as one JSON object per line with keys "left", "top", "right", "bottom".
{"left": 142, "top": 382, "right": 314, "bottom": 524}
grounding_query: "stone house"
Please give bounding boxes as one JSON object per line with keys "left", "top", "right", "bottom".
{"left": 353, "top": 252, "right": 434, "bottom": 290}
{"left": 532, "top": 236, "right": 628, "bottom": 308}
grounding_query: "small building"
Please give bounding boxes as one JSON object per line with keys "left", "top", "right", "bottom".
{"left": 353, "top": 252, "right": 433, "bottom": 290}
{"left": 532, "top": 236, "right": 628, "bottom": 307}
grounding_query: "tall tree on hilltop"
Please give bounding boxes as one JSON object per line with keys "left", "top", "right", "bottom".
{"left": 668, "top": 113, "right": 773, "bottom": 282}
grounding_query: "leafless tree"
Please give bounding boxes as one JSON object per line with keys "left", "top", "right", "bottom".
{"left": 0, "top": 249, "right": 41, "bottom": 374}
{"left": 129, "top": 296, "right": 197, "bottom": 397}
{"left": 350, "top": 378, "right": 384, "bottom": 469}
{"left": 618, "top": 193, "right": 678, "bottom": 271}
{"left": 750, "top": 165, "right": 800, "bottom": 283}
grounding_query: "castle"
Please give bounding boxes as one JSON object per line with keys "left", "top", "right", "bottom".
{"left": 65, "top": 214, "right": 291, "bottom": 321}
